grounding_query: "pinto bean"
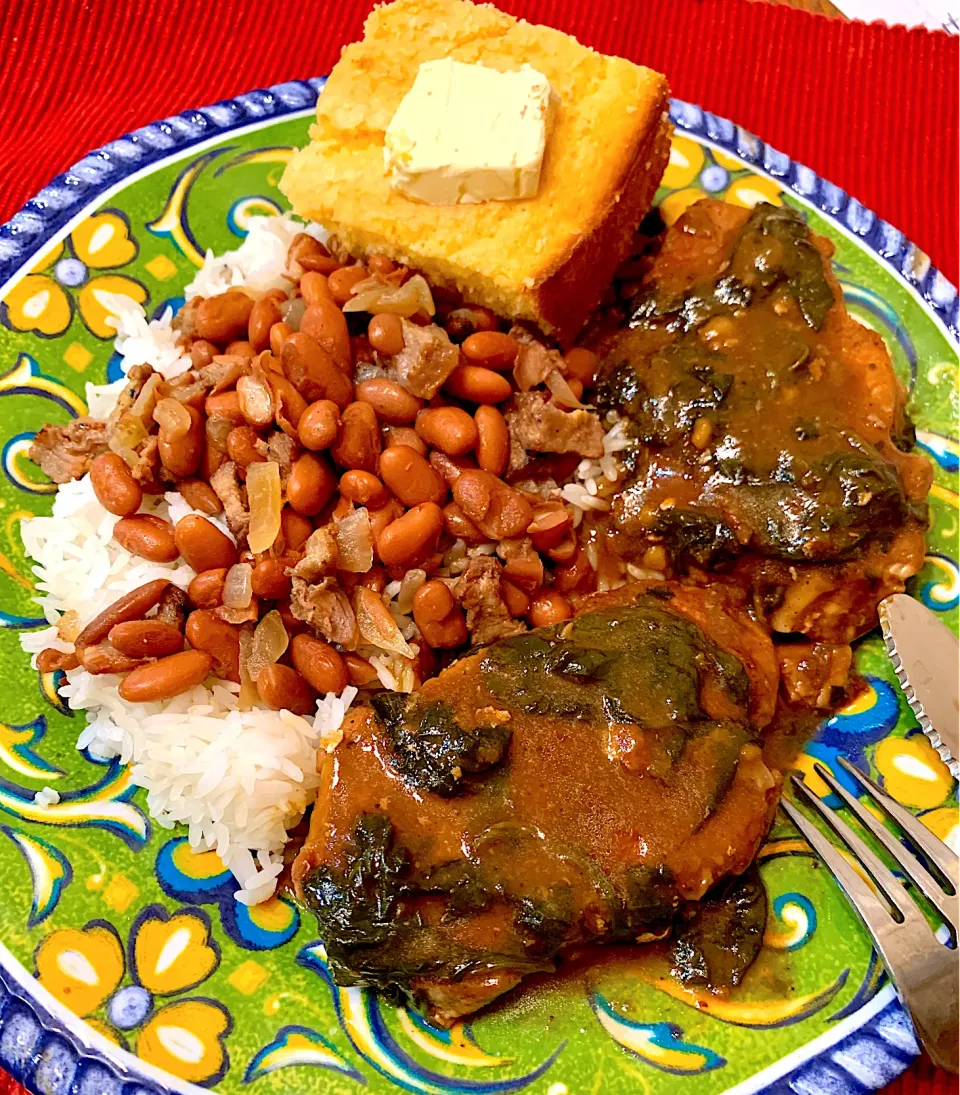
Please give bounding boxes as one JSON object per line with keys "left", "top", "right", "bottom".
{"left": 527, "top": 591, "right": 572, "bottom": 628}
{"left": 343, "top": 651, "right": 378, "bottom": 687}
{"left": 339, "top": 470, "right": 388, "bottom": 509}
{"left": 444, "top": 306, "right": 499, "bottom": 343}
{"left": 442, "top": 502, "right": 486, "bottom": 543}
{"left": 474, "top": 405, "right": 509, "bottom": 476}
{"left": 290, "top": 634, "right": 349, "bottom": 694}
{"left": 331, "top": 402, "right": 381, "bottom": 472}
{"left": 415, "top": 407, "right": 478, "bottom": 456}
{"left": 204, "top": 391, "right": 246, "bottom": 426}
{"left": 227, "top": 425, "right": 266, "bottom": 470}
{"left": 298, "top": 400, "right": 340, "bottom": 451}
{"left": 256, "top": 663, "right": 317, "bottom": 715}
{"left": 443, "top": 366, "right": 512, "bottom": 404}
{"left": 376, "top": 502, "right": 443, "bottom": 568}
{"left": 90, "top": 453, "right": 143, "bottom": 517}
{"left": 280, "top": 508, "right": 314, "bottom": 551}
{"left": 251, "top": 557, "right": 293, "bottom": 600}
{"left": 287, "top": 452, "right": 337, "bottom": 516}
{"left": 356, "top": 379, "right": 422, "bottom": 424}
{"left": 282, "top": 332, "right": 353, "bottom": 409}
{"left": 157, "top": 404, "right": 204, "bottom": 478}
{"left": 175, "top": 514, "right": 237, "bottom": 572}
{"left": 179, "top": 478, "right": 223, "bottom": 516}
{"left": 269, "top": 321, "right": 294, "bottom": 358}
{"left": 190, "top": 340, "right": 219, "bottom": 369}
{"left": 36, "top": 647, "right": 80, "bottom": 673}
{"left": 188, "top": 568, "right": 227, "bottom": 609}
{"left": 75, "top": 578, "right": 171, "bottom": 651}
{"left": 327, "top": 265, "right": 368, "bottom": 306}
{"left": 384, "top": 425, "right": 426, "bottom": 456}
{"left": 109, "top": 620, "right": 184, "bottom": 659}
{"left": 460, "top": 331, "right": 519, "bottom": 370}
{"left": 237, "top": 374, "right": 276, "bottom": 429}
{"left": 119, "top": 650, "right": 213, "bottom": 702}
{"left": 195, "top": 291, "right": 254, "bottom": 344}
{"left": 367, "top": 314, "right": 404, "bottom": 356}
{"left": 185, "top": 609, "right": 240, "bottom": 682}
{"left": 452, "top": 470, "right": 533, "bottom": 540}
{"left": 248, "top": 296, "right": 283, "bottom": 353}
{"left": 289, "top": 233, "right": 340, "bottom": 275}
{"left": 113, "top": 515, "right": 179, "bottom": 562}
{"left": 379, "top": 445, "right": 446, "bottom": 507}
{"left": 413, "top": 580, "right": 467, "bottom": 649}
{"left": 301, "top": 299, "right": 351, "bottom": 371}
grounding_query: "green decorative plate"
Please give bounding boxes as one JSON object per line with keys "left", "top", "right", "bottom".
{"left": 0, "top": 84, "right": 955, "bottom": 1095}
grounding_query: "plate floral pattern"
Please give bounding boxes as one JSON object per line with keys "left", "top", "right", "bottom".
{"left": 0, "top": 86, "right": 955, "bottom": 1095}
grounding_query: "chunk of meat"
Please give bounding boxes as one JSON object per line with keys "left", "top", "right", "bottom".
{"left": 505, "top": 393, "right": 604, "bottom": 462}
{"left": 509, "top": 325, "right": 564, "bottom": 391}
{"left": 293, "top": 581, "right": 782, "bottom": 1025}
{"left": 453, "top": 557, "right": 526, "bottom": 645}
{"left": 392, "top": 320, "right": 460, "bottom": 398}
{"left": 291, "top": 527, "right": 338, "bottom": 583}
{"left": 29, "top": 418, "right": 107, "bottom": 483}
{"left": 593, "top": 199, "right": 932, "bottom": 642}
{"left": 129, "top": 435, "right": 164, "bottom": 491}
{"left": 267, "top": 431, "right": 301, "bottom": 487}
{"left": 155, "top": 584, "right": 190, "bottom": 633}
{"left": 290, "top": 576, "right": 359, "bottom": 648}
{"left": 210, "top": 461, "right": 249, "bottom": 540}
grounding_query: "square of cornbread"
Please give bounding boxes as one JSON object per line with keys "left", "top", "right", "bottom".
{"left": 280, "top": 0, "right": 671, "bottom": 344}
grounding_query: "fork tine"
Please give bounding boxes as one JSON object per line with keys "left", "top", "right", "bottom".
{"left": 790, "top": 775, "right": 932, "bottom": 932}
{"left": 838, "top": 756, "right": 959, "bottom": 890}
{"left": 814, "top": 762, "right": 957, "bottom": 930}
{"left": 780, "top": 798, "right": 894, "bottom": 929}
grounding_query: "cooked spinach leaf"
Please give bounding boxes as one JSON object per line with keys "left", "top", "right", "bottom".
{"left": 372, "top": 694, "right": 511, "bottom": 797}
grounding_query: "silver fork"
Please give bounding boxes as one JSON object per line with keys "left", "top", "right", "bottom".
{"left": 781, "top": 756, "right": 958, "bottom": 1073}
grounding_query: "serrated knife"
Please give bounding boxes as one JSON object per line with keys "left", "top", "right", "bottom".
{"left": 879, "top": 594, "right": 959, "bottom": 778}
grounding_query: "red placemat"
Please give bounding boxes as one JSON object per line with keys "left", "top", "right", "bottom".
{"left": 0, "top": 2, "right": 955, "bottom": 1095}
{"left": 0, "top": 0, "right": 957, "bottom": 283}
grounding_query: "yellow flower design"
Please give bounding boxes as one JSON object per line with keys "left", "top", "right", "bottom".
{"left": 875, "top": 734, "right": 954, "bottom": 809}
{"left": 36, "top": 905, "right": 230, "bottom": 1085}
{"left": 657, "top": 136, "right": 785, "bottom": 225}
{"left": 2, "top": 211, "right": 146, "bottom": 340}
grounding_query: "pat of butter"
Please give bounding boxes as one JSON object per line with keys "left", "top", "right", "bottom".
{"left": 384, "top": 59, "right": 552, "bottom": 205}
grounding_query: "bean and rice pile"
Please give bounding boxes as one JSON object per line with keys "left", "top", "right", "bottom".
{"left": 20, "top": 214, "right": 640, "bottom": 903}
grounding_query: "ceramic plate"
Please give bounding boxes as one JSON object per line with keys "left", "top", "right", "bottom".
{"left": 0, "top": 81, "right": 956, "bottom": 1095}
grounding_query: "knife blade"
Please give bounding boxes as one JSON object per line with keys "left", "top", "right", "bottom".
{"left": 879, "top": 594, "right": 959, "bottom": 778}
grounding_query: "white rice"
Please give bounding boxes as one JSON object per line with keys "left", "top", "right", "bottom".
{"left": 33, "top": 787, "right": 60, "bottom": 807}
{"left": 19, "top": 214, "right": 356, "bottom": 904}
{"left": 20, "top": 474, "right": 356, "bottom": 903}
{"left": 184, "top": 214, "right": 325, "bottom": 300}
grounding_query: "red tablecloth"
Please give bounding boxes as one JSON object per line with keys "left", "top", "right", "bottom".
{"left": 0, "top": 2, "right": 956, "bottom": 1094}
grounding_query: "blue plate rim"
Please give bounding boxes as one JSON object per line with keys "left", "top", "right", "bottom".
{"left": 0, "top": 79, "right": 940, "bottom": 1095}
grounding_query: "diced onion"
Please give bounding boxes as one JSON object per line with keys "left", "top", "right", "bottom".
{"left": 246, "top": 461, "right": 282, "bottom": 553}
{"left": 334, "top": 508, "right": 374, "bottom": 573}
{"left": 343, "top": 274, "right": 435, "bottom": 318}
{"left": 353, "top": 586, "right": 414, "bottom": 658}
{"left": 107, "top": 414, "right": 148, "bottom": 469}
{"left": 237, "top": 625, "right": 258, "bottom": 710}
{"left": 248, "top": 609, "right": 289, "bottom": 683}
{"left": 131, "top": 372, "right": 162, "bottom": 422}
{"left": 545, "top": 369, "right": 583, "bottom": 408}
{"left": 279, "top": 297, "right": 306, "bottom": 331}
{"left": 223, "top": 562, "right": 253, "bottom": 609}
{"left": 153, "top": 397, "right": 193, "bottom": 439}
